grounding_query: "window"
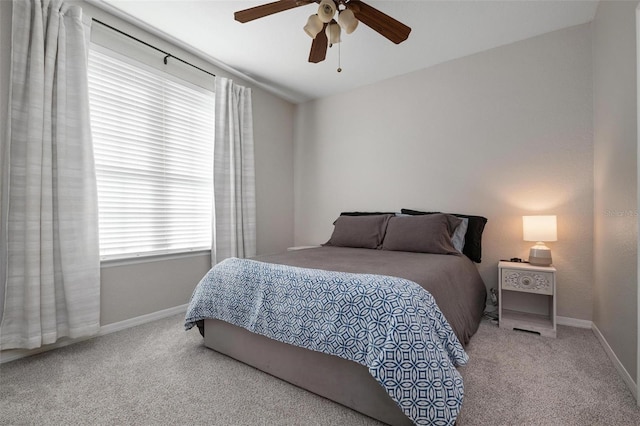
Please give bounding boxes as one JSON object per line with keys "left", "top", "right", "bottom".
{"left": 87, "top": 44, "right": 215, "bottom": 260}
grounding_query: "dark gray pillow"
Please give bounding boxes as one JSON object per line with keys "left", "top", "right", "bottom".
{"left": 382, "top": 214, "right": 461, "bottom": 255}
{"left": 339, "top": 211, "right": 397, "bottom": 217}
{"left": 325, "top": 214, "right": 393, "bottom": 249}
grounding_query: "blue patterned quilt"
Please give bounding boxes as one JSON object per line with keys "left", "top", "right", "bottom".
{"left": 185, "top": 258, "right": 468, "bottom": 425}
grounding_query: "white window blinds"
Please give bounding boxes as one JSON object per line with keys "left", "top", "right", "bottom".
{"left": 87, "top": 44, "right": 215, "bottom": 260}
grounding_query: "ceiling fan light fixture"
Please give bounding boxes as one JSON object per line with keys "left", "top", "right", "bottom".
{"left": 303, "top": 14, "right": 323, "bottom": 38}
{"left": 325, "top": 21, "right": 341, "bottom": 44}
{"left": 317, "top": 0, "right": 337, "bottom": 23}
{"left": 338, "top": 9, "right": 358, "bottom": 34}
{"left": 233, "top": 0, "right": 411, "bottom": 64}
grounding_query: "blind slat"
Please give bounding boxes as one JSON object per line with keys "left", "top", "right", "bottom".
{"left": 88, "top": 46, "right": 215, "bottom": 260}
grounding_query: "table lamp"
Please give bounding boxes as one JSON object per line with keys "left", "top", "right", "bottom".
{"left": 522, "top": 215, "right": 557, "bottom": 266}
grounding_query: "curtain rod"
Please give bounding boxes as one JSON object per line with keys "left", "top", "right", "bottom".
{"left": 92, "top": 18, "right": 216, "bottom": 78}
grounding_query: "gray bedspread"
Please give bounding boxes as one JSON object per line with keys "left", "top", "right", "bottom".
{"left": 255, "top": 246, "right": 487, "bottom": 345}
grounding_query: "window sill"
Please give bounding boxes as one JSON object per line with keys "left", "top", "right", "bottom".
{"left": 100, "top": 250, "right": 211, "bottom": 268}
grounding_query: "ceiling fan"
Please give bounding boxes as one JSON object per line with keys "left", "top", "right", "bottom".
{"left": 234, "top": 0, "right": 411, "bottom": 64}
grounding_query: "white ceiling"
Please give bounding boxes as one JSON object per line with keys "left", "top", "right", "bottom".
{"left": 99, "top": 0, "right": 599, "bottom": 103}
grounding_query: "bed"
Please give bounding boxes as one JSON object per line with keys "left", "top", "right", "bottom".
{"left": 185, "top": 212, "right": 487, "bottom": 426}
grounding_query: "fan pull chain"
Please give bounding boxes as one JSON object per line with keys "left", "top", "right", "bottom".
{"left": 337, "top": 42, "right": 342, "bottom": 73}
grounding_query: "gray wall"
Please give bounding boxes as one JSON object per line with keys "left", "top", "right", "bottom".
{"left": 294, "top": 24, "right": 594, "bottom": 321}
{"left": 592, "top": 0, "right": 638, "bottom": 385}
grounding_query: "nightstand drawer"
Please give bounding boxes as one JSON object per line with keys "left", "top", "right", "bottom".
{"left": 501, "top": 268, "right": 553, "bottom": 295}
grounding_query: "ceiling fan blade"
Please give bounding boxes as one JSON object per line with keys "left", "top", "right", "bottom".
{"left": 308, "top": 24, "right": 328, "bottom": 63}
{"left": 347, "top": 0, "right": 411, "bottom": 44}
{"left": 235, "top": 0, "right": 313, "bottom": 23}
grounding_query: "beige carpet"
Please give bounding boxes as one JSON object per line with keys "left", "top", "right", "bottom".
{"left": 457, "top": 321, "right": 640, "bottom": 425}
{"left": 1, "top": 314, "right": 639, "bottom": 425}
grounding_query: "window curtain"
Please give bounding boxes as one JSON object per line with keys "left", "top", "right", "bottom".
{"left": 212, "top": 77, "right": 256, "bottom": 266}
{"left": 0, "top": 0, "right": 100, "bottom": 350}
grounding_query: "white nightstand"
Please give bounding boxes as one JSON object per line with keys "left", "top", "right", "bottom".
{"left": 498, "top": 261, "right": 556, "bottom": 338}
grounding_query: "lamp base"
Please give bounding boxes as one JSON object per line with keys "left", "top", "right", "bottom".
{"left": 528, "top": 243, "right": 552, "bottom": 266}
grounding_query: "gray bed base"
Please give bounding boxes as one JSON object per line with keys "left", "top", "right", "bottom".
{"left": 204, "top": 319, "right": 413, "bottom": 426}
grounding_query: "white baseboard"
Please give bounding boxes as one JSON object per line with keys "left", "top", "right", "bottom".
{"left": 592, "top": 322, "right": 637, "bottom": 400}
{"left": 0, "top": 304, "right": 188, "bottom": 364}
{"left": 98, "top": 304, "right": 188, "bottom": 336}
{"left": 557, "top": 316, "right": 592, "bottom": 328}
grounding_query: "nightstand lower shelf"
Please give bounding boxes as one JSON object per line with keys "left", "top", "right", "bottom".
{"left": 500, "top": 309, "right": 556, "bottom": 338}
{"left": 498, "top": 261, "right": 557, "bottom": 338}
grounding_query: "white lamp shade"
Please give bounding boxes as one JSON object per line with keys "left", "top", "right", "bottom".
{"left": 317, "top": 0, "right": 336, "bottom": 23}
{"left": 303, "top": 14, "right": 323, "bottom": 38}
{"left": 522, "top": 215, "right": 557, "bottom": 242}
{"left": 338, "top": 9, "right": 358, "bottom": 34}
{"left": 325, "top": 22, "right": 341, "bottom": 44}
{"left": 523, "top": 215, "right": 557, "bottom": 266}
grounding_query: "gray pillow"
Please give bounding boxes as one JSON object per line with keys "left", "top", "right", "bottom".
{"left": 400, "top": 209, "right": 487, "bottom": 262}
{"left": 382, "top": 214, "right": 461, "bottom": 255}
{"left": 325, "top": 214, "right": 393, "bottom": 249}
